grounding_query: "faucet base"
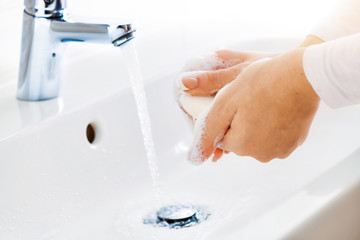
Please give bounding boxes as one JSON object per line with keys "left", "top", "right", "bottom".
{"left": 17, "top": 6, "right": 135, "bottom": 101}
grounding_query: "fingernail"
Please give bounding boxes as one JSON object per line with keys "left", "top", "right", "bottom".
{"left": 182, "top": 77, "right": 198, "bottom": 90}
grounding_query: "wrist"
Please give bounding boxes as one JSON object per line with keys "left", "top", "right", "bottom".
{"left": 291, "top": 48, "right": 320, "bottom": 104}
{"left": 298, "top": 35, "right": 325, "bottom": 47}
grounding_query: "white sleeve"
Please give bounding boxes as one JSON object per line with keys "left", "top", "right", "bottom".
{"left": 310, "top": 0, "right": 360, "bottom": 41}
{"left": 303, "top": 33, "right": 360, "bottom": 108}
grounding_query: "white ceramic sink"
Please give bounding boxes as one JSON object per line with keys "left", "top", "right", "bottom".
{"left": 1, "top": 38, "right": 360, "bottom": 240}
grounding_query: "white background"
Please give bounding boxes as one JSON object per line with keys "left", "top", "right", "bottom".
{"left": 0, "top": 0, "right": 338, "bottom": 84}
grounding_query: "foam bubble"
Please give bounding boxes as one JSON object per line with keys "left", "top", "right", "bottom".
{"left": 187, "top": 82, "right": 233, "bottom": 165}
{"left": 188, "top": 104, "right": 212, "bottom": 165}
{"left": 181, "top": 53, "right": 225, "bottom": 72}
{"left": 173, "top": 52, "right": 225, "bottom": 105}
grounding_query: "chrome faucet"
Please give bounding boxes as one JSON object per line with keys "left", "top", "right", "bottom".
{"left": 18, "top": 0, "right": 135, "bottom": 101}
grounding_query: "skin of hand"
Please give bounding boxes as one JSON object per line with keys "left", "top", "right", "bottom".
{"left": 189, "top": 48, "right": 320, "bottom": 163}
{"left": 181, "top": 50, "right": 277, "bottom": 96}
{"left": 180, "top": 35, "right": 325, "bottom": 162}
{"left": 177, "top": 50, "right": 277, "bottom": 123}
{"left": 182, "top": 34, "right": 324, "bottom": 97}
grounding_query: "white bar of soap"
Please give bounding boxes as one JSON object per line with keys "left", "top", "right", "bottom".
{"left": 179, "top": 93, "right": 214, "bottom": 120}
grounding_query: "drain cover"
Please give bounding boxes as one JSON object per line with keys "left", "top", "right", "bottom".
{"left": 157, "top": 205, "right": 197, "bottom": 225}
{"left": 143, "top": 205, "right": 210, "bottom": 229}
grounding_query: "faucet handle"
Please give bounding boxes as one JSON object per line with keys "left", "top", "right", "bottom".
{"left": 24, "top": 0, "right": 67, "bottom": 18}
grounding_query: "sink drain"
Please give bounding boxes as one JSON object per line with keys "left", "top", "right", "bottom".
{"left": 157, "top": 205, "right": 197, "bottom": 225}
{"left": 143, "top": 205, "right": 210, "bottom": 229}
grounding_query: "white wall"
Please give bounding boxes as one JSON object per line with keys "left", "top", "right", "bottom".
{"left": 0, "top": 0, "right": 338, "bottom": 85}
{"left": 69, "top": 0, "right": 338, "bottom": 39}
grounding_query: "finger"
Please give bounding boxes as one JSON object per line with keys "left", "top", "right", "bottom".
{"left": 181, "top": 51, "right": 244, "bottom": 73}
{"left": 215, "top": 49, "right": 249, "bottom": 66}
{"left": 220, "top": 123, "right": 245, "bottom": 157}
{"left": 188, "top": 85, "right": 236, "bottom": 163}
{"left": 212, "top": 148, "right": 224, "bottom": 162}
{"left": 182, "top": 62, "right": 249, "bottom": 96}
{"left": 174, "top": 71, "right": 204, "bottom": 92}
{"left": 216, "top": 49, "right": 278, "bottom": 64}
{"left": 179, "top": 105, "right": 194, "bottom": 121}
{"left": 181, "top": 53, "right": 226, "bottom": 72}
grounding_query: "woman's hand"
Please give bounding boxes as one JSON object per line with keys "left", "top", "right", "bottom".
{"left": 179, "top": 34, "right": 324, "bottom": 98}
{"left": 188, "top": 48, "right": 320, "bottom": 163}
{"left": 180, "top": 50, "right": 277, "bottom": 96}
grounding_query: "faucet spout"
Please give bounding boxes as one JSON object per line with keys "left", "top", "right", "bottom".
{"left": 50, "top": 17, "right": 135, "bottom": 46}
{"left": 18, "top": 0, "right": 135, "bottom": 101}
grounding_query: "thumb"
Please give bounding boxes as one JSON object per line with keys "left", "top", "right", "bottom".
{"left": 182, "top": 62, "right": 249, "bottom": 96}
{"left": 188, "top": 85, "right": 235, "bottom": 164}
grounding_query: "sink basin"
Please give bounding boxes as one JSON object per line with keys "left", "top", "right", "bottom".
{"left": 1, "top": 38, "right": 360, "bottom": 240}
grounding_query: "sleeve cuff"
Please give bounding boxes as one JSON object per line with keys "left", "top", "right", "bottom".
{"left": 303, "top": 36, "right": 360, "bottom": 108}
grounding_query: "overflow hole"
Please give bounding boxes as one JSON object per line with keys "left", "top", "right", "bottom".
{"left": 86, "top": 123, "right": 96, "bottom": 144}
